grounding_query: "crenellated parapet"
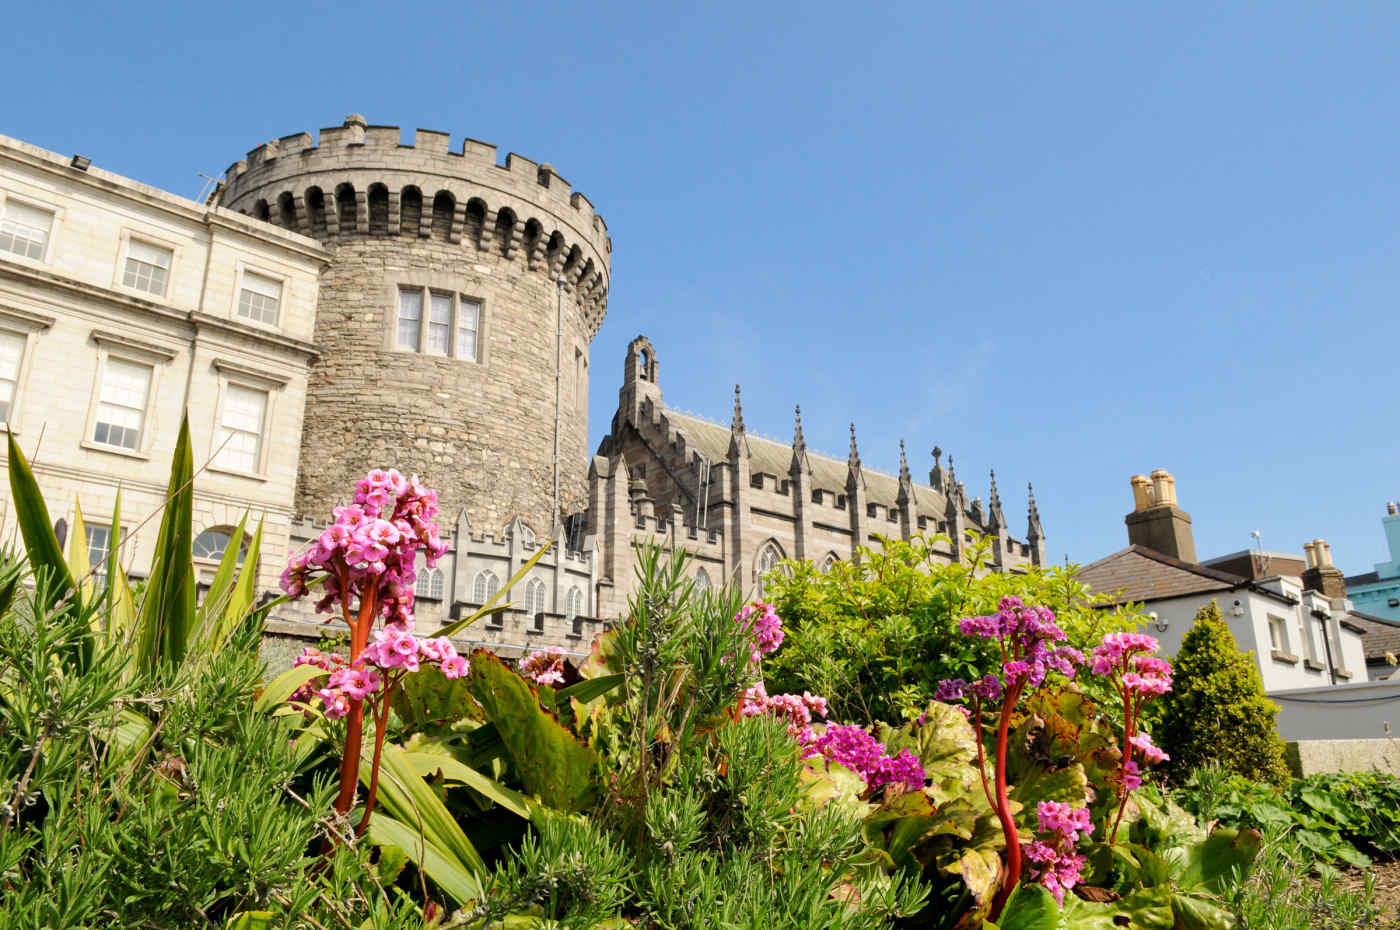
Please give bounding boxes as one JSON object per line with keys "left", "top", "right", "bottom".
{"left": 217, "top": 114, "right": 610, "bottom": 337}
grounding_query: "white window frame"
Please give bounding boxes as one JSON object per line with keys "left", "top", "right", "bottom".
{"left": 415, "top": 565, "right": 446, "bottom": 601}
{"left": 754, "top": 540, "right": 786, "bottom": 596}
{"left": 392, "top": 284, "right": 484, "bottom": 362}
{"left": 232, "top": 263, "right": 288, "bottom": 329}
{"left": 0, "top": 305, "right": 54, "bottom": 433}
{"left": 524, "top": 577, "right": 548, "bottom": 617}
{"left": 0, "top": 191, "right": 61, "bottom": 265}
{"left": 1267, "top": 614, "right": 1291, "bottom": 655}
{"left": 207, "top": 359, "right": 287, "bottom": 480}
{"left": 115, "top": 230, "right": 179, "bottom": 300}
{"left": 82, "top": 333, "right": 175, "bottom": 459}
{"left": 474, "top": 570, "right": 500, "bottom": 604}
{"left": 565, "top": 586, "right": 583, "bottom": 620}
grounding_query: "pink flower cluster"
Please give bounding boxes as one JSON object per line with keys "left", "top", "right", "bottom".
{"left": 518, "top": 647, "right": 568, "bottom": 686}
{"left": 1090, "top": 633, "right": 1173, "bottom": 696}
{"left": 288, "top": 633, "right": 468, "bottom": 720}
{"left": 281, "top": 468, "right": 449, "bottom": 627}
{"left": 734, "top": 601, "right": 784, "bottom": 664}
{"left": 739, "top": 682, "right": 828, "bottom": 740}
{"left": 938, "top": 597, "right": 1082, "bottom": 700}
{"left": 1024, "top": 801, "right": 1093, "bottom": 904}
{"left": 803, "top": 723, "right": 925, "bottom": 792}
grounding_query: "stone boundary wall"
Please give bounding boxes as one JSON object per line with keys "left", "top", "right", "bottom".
{"left": 1286, "top": 739, "right": 1400, "bottom": 777}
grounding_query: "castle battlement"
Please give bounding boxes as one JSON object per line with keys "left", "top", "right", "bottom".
{"left": 217, "top": 116, "right": 610, "bottom": 334}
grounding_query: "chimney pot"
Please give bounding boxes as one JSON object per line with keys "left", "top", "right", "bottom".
{"left": 1130, "top": 474, "right": 1153, "bottom": 512}
{"left": 1303, "top": 541, "right": 1317, "bottom": 568}
{"left": 1150, "top": 469, "right": 1175, "bottom": 507}
{"left": 1389, "top": 501, "right": 1397, "bottom": 516}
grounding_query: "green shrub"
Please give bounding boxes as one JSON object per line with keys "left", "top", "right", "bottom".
{"left": 762, "top": 533, "right": 1139, "bottom": 725}
{"left": 1157, "top": 601, "right": 1290, "bottom": 785}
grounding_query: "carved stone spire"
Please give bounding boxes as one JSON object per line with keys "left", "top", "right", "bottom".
{"left": 988, "top": 469, "right": 1006, "bottom": 531}
{"left": 789, "top": 405, "right": 810, "bottom": 476}
{"left": 1027, "top": 482, "right": 1044, "bottom": 540}
{"left": 847, "top": 423, "right": 861, "bottom": 471}
{"left": 898, "top": 440, "right": 912, "bottom": 485}
{"left": 929, "top": 445, "right": 945, "bottom": 492}
{"left": 731, "top": 384, "right": 746, "bottom": 436}
{"left": 728, "top": 384, "right": 749, "bottom": 459}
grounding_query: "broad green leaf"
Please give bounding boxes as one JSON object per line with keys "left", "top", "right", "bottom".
{"left": 361, "top": 739, "right": 487, "bottom": 885}
{"left": 106, "top": 707, "right": 155, "bottom": 770}
{"left": 468, "top": 650, "right": 598, "bottom": 812}
{"left": 1060, "top": 888, "right": 1175, "bottom": 930}
{"left": 403, "top": 749, "right": 530, "bottom": 819}
{"left": 437, "top": 541, "right": 551, "bottom": 638}
{"left": 993, "top": 884, "right": 1060, "bottom": 930}
{"left": 224, "top": 912, "right": 274, "bottom": 930}
{"left": 7, "top": 429, "right": 78, "bottom": 618}
{"left": 255, "top": 664, "right": 328, "bottom": 713}
{"left": 555, "top": 673, "right": 624, "bottom": 704}
{"left": 392, "top": 664, "right": 478, "bottom": 731}
{"left": 877, "top": 701, "right": 981, "bottom": 807}
{"left": 801, "top": 758, "right": 872, "bottom": 817}
{"left": 366, "top": 812, "right": 483, "bottom": 905}
{"left": 1010, "top": 763, "right": 1091, "bottom": 829}
{"left": 214, "top": 515, "right": 264, "bottom": 647}
{"left": 1175, "top": 827, "right": 1263, "bottom": 895}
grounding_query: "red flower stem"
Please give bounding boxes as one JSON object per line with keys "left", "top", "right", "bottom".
{"left": 331, "top": 588, "right": 379, "bottom": 820}
{"left": 1108, "top": 685, "right": 1137, "bottom": 845}
{"left": 988, "top": 682, "right": 1024, "bottom": 921}
{"left": 356, "top": 674, "right": 399, "bottom": 836}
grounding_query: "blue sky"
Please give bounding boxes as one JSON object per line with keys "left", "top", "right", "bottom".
{"left": 7, "top": 1, "right": 1399, "bottom": 574}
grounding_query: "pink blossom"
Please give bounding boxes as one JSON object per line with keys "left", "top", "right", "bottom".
{"left": 441, "top": 654, "right": 470, "bottom": 679}
{"left": 803, "top": 723, "right": 925, "bottom": 792}
{"left": 1130, "top": 731, "right": 1169, "bottom": 764}
{"left": 735, "top": 601, "right": 784, "bottom": 664}
{"left": 517, "top": 648, "right": 568, "bottom": 686}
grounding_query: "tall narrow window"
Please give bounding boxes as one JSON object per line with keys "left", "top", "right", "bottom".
{"left": 694, "top": 568, "right": 711, "bottom": 593}
{"left": 456, "top": 298, "right": 480, "bottom": 361}
{"left": 237, "top": 271, "right": 282, "bottom": 325}
{"left": 566, "top": 586, "right": 583, "bottom": 620}
{"left": 397, "top": 288, "right": 422, "bottom": 351}
{"left": 427, "top": 292, "right": 452, "bottom": 356}
{"left": 0, "top": 199, "right": 53, "bottom": 260}
{"left": 525, "top": 578, "right": 548, "bottom": 616}
{"left": 123, "top": 239, "right": 173, "bottom": 296}
{"left": 214, "top": 383, "right": 267, "bottom": 473}
{"left": 1268, "top": 615, "right": 1289, "bottom": 653}
{"left": 473, "top": 570, "right": 500, "bottom": 604}
{"left": 0, "top": 330, "right": 25, "bottom": 423}
{"left": 85, "top": 524, "right": 112, "bottom": 585}
{"left": 93, "top": 357, "right": 152, "bottom": 451}
{"left": 416, "top": 566, "right": 445, "bottom": 600}
{"left": 755, "top": 542, "right": 784, "bottom": 597}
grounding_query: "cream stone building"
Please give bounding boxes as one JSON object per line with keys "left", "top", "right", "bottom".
{"left": 0, "top": 133, "right": 327, "bottom": 592}
{"left": 0, "top": 117, "right": 1048, "bottom": 663}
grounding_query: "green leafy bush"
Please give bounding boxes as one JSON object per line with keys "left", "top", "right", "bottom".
{"left": 1180, "top": 765, "right": 1400, "bottom": 867}
{"left": 762, "top": 533, "right": 1139, "bottom": 725}
{"left": 1157, "top": 601, "right": 1291, "bottom": 785}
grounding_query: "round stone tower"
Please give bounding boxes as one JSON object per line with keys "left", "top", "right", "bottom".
{"left": 217, "top": 115, "right": 610, "bottom": 535}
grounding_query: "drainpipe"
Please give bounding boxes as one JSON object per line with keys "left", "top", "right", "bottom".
{"left": 1314, "top": 609, "right": 1337, "bottom": 685}
{"left": 552, "top": 279, "right": 564, "bottom": 531}
{"left": 184, "top": 211, "right": 218, "bottom": 411}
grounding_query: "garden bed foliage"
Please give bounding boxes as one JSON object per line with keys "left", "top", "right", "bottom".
{"left": 3, "top": 439, "right": 1394, "bottom": 928}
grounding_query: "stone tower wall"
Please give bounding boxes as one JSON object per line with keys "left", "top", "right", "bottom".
{"left": 217, "top": 116, "right": 610, "bottom": 532}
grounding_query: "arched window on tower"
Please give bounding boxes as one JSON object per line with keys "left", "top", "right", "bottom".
{"left": 694, "top": 567, "right": 711, "bottom": 593}
{"left": 335, "top": 183, "right": 357, "bottom": 232}
{"left": 415, "top": 566, "right": 445, "bottom": 600}
{"left": 305, "top": 186, "right": 328, "bottom": 237}
{"left": 368, "top": 183, "right": 389, "bottom": 235}
{"left": 276, "top": 192, "right": 297, "bottom": 231}
{"left": 754, "top": 541, "right": 786, "bottom": 597}
{"left": 494, "top": 207, "right": 517, "bottom": 257}
{"left": 565, "top": 586, "right": 583, "bottom": 621}
{"left": 431, "top": 191, "right": 455, "bottom": 241}
{"left": 473, "top": 570, "right": 500, "bottom": 604}
{"left": 525, "top": 578, "right": 548, "bottom": 620}
{"left": 400, "top": 186, "right": 423, "bottom": 238}
{"left": 464, "top": 198, "right": 486, "bottom": 245}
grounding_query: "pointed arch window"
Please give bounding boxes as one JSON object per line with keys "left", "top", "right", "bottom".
{"left": 755, "top": 541, "right": 786, "bottom": 597}
{"left": 694, "top": 567, "right": 712, "bottom": 593}
{"left": 821, "top": 553, "right": 840, "bottom": 574}
{"left": 565, "top": 586, "right": 583, "bottom": 621}
{"left": 473, "top": 570, "right": 500, "bottom": 604}
{"left": 415, "top": 566, "right": 445, "bottom": 600}
{"left": 524, "top": 578, "right": 548, "bottom": 616}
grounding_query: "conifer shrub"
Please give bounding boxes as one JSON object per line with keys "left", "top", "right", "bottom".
{"left": 1157, "top": 601, "right": 1291, "bottom": 785}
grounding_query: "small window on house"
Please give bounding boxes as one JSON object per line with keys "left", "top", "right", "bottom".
{"left": 1268, "top": 615, "right": 1290, "bottom": 653}
{"left": 85, "top": 524, "right": 112, "bottom": 585}
{"left": 0, "top": 199, "right": 53, "bottom": 260}
{"left": 566, "top": 586, "right": 583, "bottom": 620}
{"left": 811, "top": 489, "right": 822, "bottom": 504}
{"left": 473, "top": 570, "right": 500, "bottom": 604}
{"left": 193, "top": 528, "right": 247, "bottom": 564}
{"left": 237, "top": 271, "right": 282, "bottom": 325}
{"left": 867, "top": 503, "right": 877, "bottom": 518}
{"left": 415, "top": 566, "right": 445, "bottom": 600}
{"left": 836, "top": 494, "right": 846, "bottom": 510}
{"left": 0, "top": 330, "right": 25, "bottom": 423}
{"left": 525, "top": 578, "right": 548, "bottom": 616}
{"left": 93, "top": 357, "right": 152, "bottom": 451}
{"left": 213, "top": 383, "right": 267, "bottom": 473}
{"left": 457, "top": 299, "right": 480, "bottom": 362}
{"left": 122, "top": 239, "right": 172, "bottom": 296}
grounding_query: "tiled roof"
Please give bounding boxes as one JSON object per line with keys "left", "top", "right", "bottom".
{"left": 1347, "top": 611, "right": 1400, "bottom": 662}
{"left": 1077, "top": 546, "right": 1295, "bottom": 607}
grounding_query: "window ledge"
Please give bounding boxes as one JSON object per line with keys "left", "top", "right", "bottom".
{"left": 206, "top": 463, "right": 269, "bottom": 483}
{"left": 1304, "top": 658, "right": 1326, "bottom": 672}
{"left": 1271, "top": 650, "right": 1299, "bottom": 664}
{"left": 1333, "top": 667, "right": 1353, "bottom": 680}
{"left": 80, "top": 439, "right": 150, "bottom": 461}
